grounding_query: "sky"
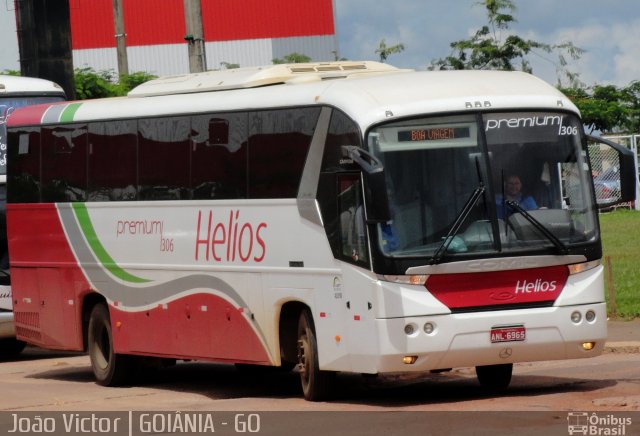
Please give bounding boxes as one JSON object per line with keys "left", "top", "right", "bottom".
{"left": 334, "top": 0, "right": 640, "bottom": 87}
{"left": 1, "top": 0, "right": 639, "bottom": 88}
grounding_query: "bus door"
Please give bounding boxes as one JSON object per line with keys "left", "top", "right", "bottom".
{"left": 335, "top": 173, "right": 378, "bottom": 372}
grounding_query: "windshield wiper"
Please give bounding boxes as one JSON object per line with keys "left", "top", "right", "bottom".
{"left": 429, "top": 184, "right": 485, "bottom": 265}
{"left": 505, "top": 200, "right": 568, "bottom": 254}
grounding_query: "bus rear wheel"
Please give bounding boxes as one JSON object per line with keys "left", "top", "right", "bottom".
{"left": 476, "top": 363, "right": 513, "bottom": 391}
{"left": 88, "top": 303, "right": 132, "bottom": 386}
{"left": 297, "top": 309, "right": 335, "bottom": 401}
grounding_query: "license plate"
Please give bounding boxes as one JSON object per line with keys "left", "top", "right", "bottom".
{"left": 490, "top": 325, "right": 526, "bottom": 343}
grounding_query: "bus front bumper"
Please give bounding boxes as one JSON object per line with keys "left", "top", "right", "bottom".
{"left": 368, "top": 303, "right": 607, "bottom": 374}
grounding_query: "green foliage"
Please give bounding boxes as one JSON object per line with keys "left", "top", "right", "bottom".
{"left": 430, "top": 0, "right": 583, "bottom": 85}
{"left": 74, "top": 67, "right": 156, "bottom": 100}
{"left": 219, "top": 62, "right": 240, "bottom": 70}
{"left": 375, "top": 39, "right": 406, "bottom": 63}
{"left": 272, "top": 53, "right": 312, "bottom": 64}
{"left": 561, "top": 82, "right": 640, "bottom": 133}
{"left": 0, "top": 70, "right": 21, "bottom": 76}
{"left": 600, "top": 210, "right": 640, "bottom": 319}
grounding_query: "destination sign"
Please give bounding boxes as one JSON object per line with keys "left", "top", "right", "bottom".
{"left": 397, "top": 126, "right": 471, "bottom": 142}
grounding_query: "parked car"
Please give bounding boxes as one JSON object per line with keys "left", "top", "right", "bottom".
{"left": 593, "top": 166, "right": 622, "bottom": 206}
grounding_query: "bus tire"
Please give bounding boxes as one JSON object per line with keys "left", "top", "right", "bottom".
{"left": 88, "top": 303, "right": 132, "bottom": 386}
{"left": 297, "top": 309, "right": 335, "bottom": 401}
{"left": 0, "top": 338, "right": 27, "bottom": 358}
{"left": 476, "top": 363, "right": 513, "bottom": 391}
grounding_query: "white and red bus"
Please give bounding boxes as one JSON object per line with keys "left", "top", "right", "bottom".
{"left": 0, "top": 74, "right": 65, "bottom": 357}
{"left": 5, "top": 62, "right": 636, "bottom": 399}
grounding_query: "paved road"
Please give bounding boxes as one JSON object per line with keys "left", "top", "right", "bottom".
{"left": 0, "top": 321, "right": 636, "bottom": 436}
{"left": 0, "top": 321, "right": 637, "bottom": 413}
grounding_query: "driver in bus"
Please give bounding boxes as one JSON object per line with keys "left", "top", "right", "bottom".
{"left": 495, "top": 174, "right": 537, "bottom": 218}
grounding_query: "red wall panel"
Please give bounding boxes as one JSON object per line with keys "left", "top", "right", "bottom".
{"left": 71, "top": 0, "right": 335, "bottom": 50}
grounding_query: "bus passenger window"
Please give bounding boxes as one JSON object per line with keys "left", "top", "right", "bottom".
{"left": 248, "top": 108, "right": 320, "bottom": 199}
{"left": 88, "top": 121, "right": 137, "bottom": 201}
{"left": 7, "top": 128, "right": 41, "bottom": 203}
{"left": 191, "top": 113, "right": 248, "bottom": 200}
{"left": 139, "top": 117, "right": 190, "bottom": 201}
{"left": 41, "top": 125, "right": 87, "bottom": 202}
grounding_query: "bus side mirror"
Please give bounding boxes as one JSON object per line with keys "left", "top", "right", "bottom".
{"left": 341, "top": 145, "right": 391, "bottom": 223}
{"left": 587, "top": 135, "right": 637, "bottom": 209}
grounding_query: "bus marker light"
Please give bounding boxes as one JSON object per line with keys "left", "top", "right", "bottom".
{"left": 582, "top": 342, "right": 595, "bottom": 351}
{"left": 585, "top": 310, "right": 596, "bottom": 323}
{"left": 402, "top": 356, "right": 418, "bottom": 364}
{"left": 116, "top": 321, "right": 122, "bottom": 328}
{"left": 335, "top": 336, "right": 341, "bottom": 343}
{"left": 404, "top": 324, "right": 415, "bottom": 335}
{"left": 354, "top": 315, "right": 361, "bottom": 321}
{"left": 320, "top": 312, "right": 326, "bottom": 318}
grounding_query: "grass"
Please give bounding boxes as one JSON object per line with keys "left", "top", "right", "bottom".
{"left": 599, "top": 209, "right": 640, "bottom": 319}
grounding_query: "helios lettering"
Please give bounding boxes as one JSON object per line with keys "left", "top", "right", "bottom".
{"left": 515, "top": 279, "right": 557, "bottom": 294}
{"left": 195, "top": 210, "right": 266, "bottom": 263}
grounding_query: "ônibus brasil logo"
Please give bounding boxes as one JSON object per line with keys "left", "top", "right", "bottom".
{"left": 567, "top": 412, "right": 632, "bottom": 435}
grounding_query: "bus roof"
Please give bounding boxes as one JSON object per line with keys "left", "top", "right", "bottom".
{"left": 6, "top": 62, "right": 579, "bottom": 130}
{"left": 0, "top": 74, "right": 65, "bottom": 97}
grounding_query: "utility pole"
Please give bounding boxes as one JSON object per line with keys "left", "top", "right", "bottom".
{"left": 112, "top": 0, "right": 129, "bottom": 77}
{"left": 15, "top": 0, "right": 76, "bottom": 99}
{"left": 183, "top": 0, "right": 207, "bottom": 73}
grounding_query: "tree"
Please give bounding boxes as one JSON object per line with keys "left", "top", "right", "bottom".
{"left": 272, "top": 53, "right": 312, "bottom": 64}
{"left": 430, "top": 0, "right": 583, "bottom": 86}
{"left": 74, "top": 67, "right": 156, "bottom": 99}
{"left": 220, "top": 62, "right": 240, "bottom": 70}
{"left": 375, "top": 39, "right": 405, "bottom": 63}
{"left": 561, "top": 82, "right": 640, "bottom": 134}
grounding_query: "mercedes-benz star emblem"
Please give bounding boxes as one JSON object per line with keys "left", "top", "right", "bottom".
{"left": 499, "top": 348, "right": 513, "bottom": 359}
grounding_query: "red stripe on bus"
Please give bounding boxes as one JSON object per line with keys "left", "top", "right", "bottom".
{"left": 5, "top": 104, "right": 52, "bottom": 127}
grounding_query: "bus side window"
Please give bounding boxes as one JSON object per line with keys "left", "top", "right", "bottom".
{"left": 248, "top": 107, "right": 320, "bottom": 199}
{"left": 41, "top": 124, "right": 87, "bottom": 202}
{"left": 191, "top": 113, "right": 248, "bottom": 200}
{"left": 138, "top": 117, "right": 190, "bottom": 201}
{"left": 7, "top": 127, "right": 41, "bottom": 203}
{"left": 88, "top": 121, "right": 138, "bottom": 201}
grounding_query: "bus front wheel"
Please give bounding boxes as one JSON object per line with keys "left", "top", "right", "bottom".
{"left": 88, "top": 303, "right": 132, "bottom": 386}
{"left": 297, "top": 309, "right": 335, "bottom": 401}
{"left": 476, "top": 363, "right": 513, "bottom": 391}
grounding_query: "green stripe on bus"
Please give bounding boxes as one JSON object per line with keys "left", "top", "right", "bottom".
{"left": 71, "top": 203, "right": 151, "bottom": 284}
{"left": 59, "top": 103, "right": 82, "bottom": 123}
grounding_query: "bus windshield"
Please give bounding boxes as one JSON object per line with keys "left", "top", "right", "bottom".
{"left": 368, "top": 111, "right": 598, "bottom": 260}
